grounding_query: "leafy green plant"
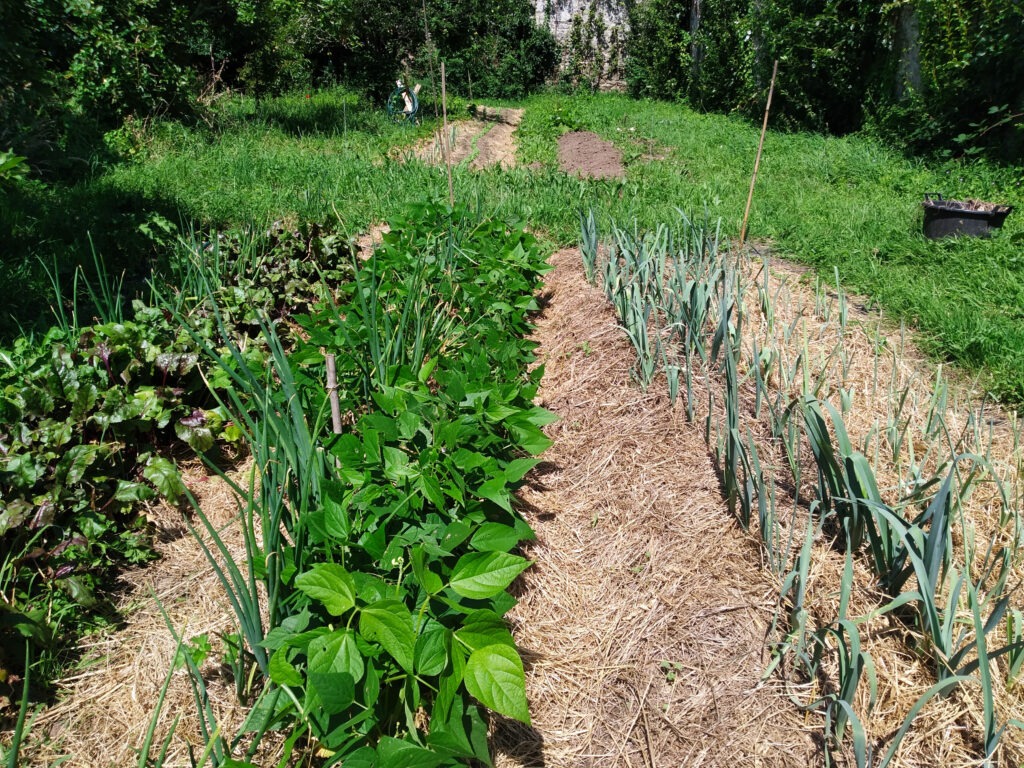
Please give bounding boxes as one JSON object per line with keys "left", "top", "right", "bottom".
{"left": 0, "top": 151, "right": 29, "bottom": 184}
{"left": 0, "top": 212, "right": 362, "bottom": 690}
{"left": 157, "top": 202, "right": 553, "bottom": 765}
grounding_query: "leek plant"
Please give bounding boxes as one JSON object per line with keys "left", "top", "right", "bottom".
{"left": 1005, "top": 608, "right": 1024, "bottom": 689}
{"left": 579, "top": 208, "right": 599, "bottom": 285}
{"left": 718, "top": 290, "right": 748, "bottom": 525}
{"left": 800, "top": 397, "right": 882, "bottom": 551}
{"left": 584, "top": 206, "right": 1024, "bottom": 763}
{"left": 816, "top": 618, "right": 877, "bottom": 756}
{"left": 620, "top": 286, "right": 660, "bottom": 389}
{"left": 766, "top": 517, "right": 818, "bottom": 680}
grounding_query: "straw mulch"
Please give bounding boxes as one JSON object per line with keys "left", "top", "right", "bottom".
{"left": 737, "top": 245, "right": 1024, "bottom": 767}
{"left": 493, "top": 247, "right": 817, "bottom": 767}
{"left": 22, "top": 459, "right": 276, "bottom": 768}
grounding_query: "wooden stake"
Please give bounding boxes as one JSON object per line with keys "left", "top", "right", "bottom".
{"left": 740, "top": 59, "right": 778, "bottom": 248}
{"left": 326, "top": 354, "right": 342, "bottom": 434}
{"left": 440, "top": 61, "right": 454, "bottom": 208}
{"left": 422, "top": 0, "right": 439, "bottom": 119}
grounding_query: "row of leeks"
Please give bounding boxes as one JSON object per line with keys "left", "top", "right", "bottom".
{"left": 579, "top": 207, "right": 1024, "bottom": 767}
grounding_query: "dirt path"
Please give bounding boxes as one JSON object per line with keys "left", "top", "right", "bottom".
{"left": 417, "top": 106, "right": 523, "bottom": 170}
{"left": 493, "top": 249, "right": 815, "bottom": 768}
{"left": 471, "top": 108, "right": 523, "bottom": 170}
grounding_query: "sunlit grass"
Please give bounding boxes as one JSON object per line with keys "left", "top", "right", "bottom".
{"left": 5, "top": 87, "right": 1024, "bottom": 397}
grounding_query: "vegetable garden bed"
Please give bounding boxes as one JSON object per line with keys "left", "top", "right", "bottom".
{"left": 8, "top": 203, "right": 556, "bottom": 767}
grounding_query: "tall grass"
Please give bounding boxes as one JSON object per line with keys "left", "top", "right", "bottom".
{"left": 10, "top": 88, "right": 1023, "bottom": 395}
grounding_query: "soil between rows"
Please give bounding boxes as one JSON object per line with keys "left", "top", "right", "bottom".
{"left": 492, "top": 248, "right": 814, "bottom": 767}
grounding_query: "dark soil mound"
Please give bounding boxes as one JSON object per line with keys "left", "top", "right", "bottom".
{"left": 557, "top": 131, "right": 624, "bottom": 180}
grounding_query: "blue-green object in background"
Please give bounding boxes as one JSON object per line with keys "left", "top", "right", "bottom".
{"left": 386, "top": 81, "right": 420, "bottom": 126}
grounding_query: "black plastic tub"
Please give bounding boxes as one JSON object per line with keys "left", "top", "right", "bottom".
{"left": 922, "top": 193, "right": 1013, "bottom": 239}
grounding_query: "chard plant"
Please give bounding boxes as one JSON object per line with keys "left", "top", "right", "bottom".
{"left": 0, "top": 215, "right": 358, "bottom": 694}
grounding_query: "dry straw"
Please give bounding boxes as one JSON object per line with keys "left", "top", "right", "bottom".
{"left": 493, "top": 248, "right": 815, "bottom": 767}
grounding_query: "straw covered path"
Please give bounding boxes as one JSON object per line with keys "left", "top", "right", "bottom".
{"left": 492, "top": 248, "right": 815, "bottom": 767}
{"left": 414, "top": 106, "right": 523, "bottom": 170}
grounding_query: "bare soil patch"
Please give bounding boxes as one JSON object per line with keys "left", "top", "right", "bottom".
{"left": 354, "top": 221, "right": 391, "bottom": 256}
{"left": 472, "top": 108, "right": 523, "bottom": 170}
{"left": 493, "top": 248, "right": 815, "bottom": 768}
{"left": 557, "top": 131, "right": 625, "bottom": 180}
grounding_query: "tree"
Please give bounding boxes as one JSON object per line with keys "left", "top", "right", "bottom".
{"left": 625, "top": 0, "right": 692, "bottom": 100}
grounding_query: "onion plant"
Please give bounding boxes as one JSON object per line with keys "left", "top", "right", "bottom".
{"left": 3, "top": 642, "right": 32, "bottom": 768}
{"left": 320, "top": 249, "right": 461, "bottom": 399}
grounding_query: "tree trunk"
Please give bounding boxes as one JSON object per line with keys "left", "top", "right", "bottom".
{"left": 893, "top": 3, "right": 921, "bottom": 98}
{"left": 690, "top": 0, "right": 703, "bottom": 82}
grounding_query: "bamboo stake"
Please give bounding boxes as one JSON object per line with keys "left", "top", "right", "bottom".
{"left": 740, "top": 59, "right": 779, "bottom": 248}
{"left": 326, "top": 354, "right": 342, "bottom": 434}
{"left": 422, "top": 0, "right": 439, "bottom": 119}
{"left": 441, "top": 61, "right": 454, "bottom": 207}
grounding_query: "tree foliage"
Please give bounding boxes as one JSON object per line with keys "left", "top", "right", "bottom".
{"left": 0, "top": 0, "right": 555, "bottom": 174}
{"left": 625, "top": 0, "right": 1024, "bottom": 161}
{"left": 624, "top": 0, "right": 691, "bottom": 100}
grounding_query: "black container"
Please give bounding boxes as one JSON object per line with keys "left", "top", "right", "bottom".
{"left": 922, "top": 193, "right": 1013, "bottom": 239}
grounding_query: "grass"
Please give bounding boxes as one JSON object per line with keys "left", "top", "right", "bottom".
{"left": 568, "top": 94, "right": 1024, "bottom": 400}
{"left": 30, "top": 88, "right": 1013, "bottom": 398}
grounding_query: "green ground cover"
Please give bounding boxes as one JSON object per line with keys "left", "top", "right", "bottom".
{"left": 67, "top": 89, "right": 1023, "bottom": 398}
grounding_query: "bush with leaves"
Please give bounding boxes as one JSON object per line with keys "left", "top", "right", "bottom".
{"left": 623, "top": 0, "right": 1022, "bottom": 159}
{"left": 0, "top": 218, "right": 354, "bottom": 691}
